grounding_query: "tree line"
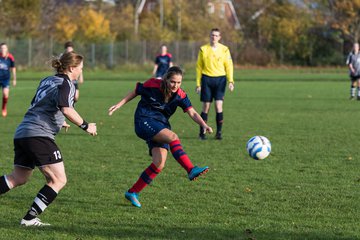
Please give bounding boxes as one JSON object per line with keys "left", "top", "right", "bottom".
{"left": 0, "top": 0, "right": 359, "bottom": 66}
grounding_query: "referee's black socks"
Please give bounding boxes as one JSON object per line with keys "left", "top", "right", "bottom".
{"left": 23, "top": 185, "right": 58, "bottom": 220}
{"left": 0, "top": 176, "right": 11, "bottom": 194}
{"left": 216, "top": 112, "right": 223, "bottom": 134}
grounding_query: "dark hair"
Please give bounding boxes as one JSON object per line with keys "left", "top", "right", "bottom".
{"left": 0, "top": 42, "right": 6, "bottom": 47}
{"left": 211, "top": 28, "right": 221, "bottom": 34}
{"left": 161, "top": 66, "right": 183, "bottom": 100}
{"left": 51, "top": 51, "right": 83, "bottom": 74}
{"left": 64, "top": 41, "right": 74, "bottom": 49}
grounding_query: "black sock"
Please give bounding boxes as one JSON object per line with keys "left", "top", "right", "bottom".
{"left": 216, "top": 112, "right": 223, "bottom": 134}
{"left": 0, "top": 176, "right": 11, "bottom": 194}
{"left": 23, "top": 185, "right": 58, "bottom": 220}
{"left": 199, "top": 112, "right": 208, "bottom": 135}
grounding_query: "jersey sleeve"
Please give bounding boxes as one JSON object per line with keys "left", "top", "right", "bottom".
{"left": 196, "top": 48, "right": 204, "bottom": 87}
{"left": 179, "top": 94, "right": 193, "bottom": 112}
{"left": 58, "top": 80, "right": 74, "bottom": 108}
{"left": 346, "top": 53, "right": 352, "bottom": 65}
{"left": 135, "top": 82, "right": 143, "bottom": 95}
{"left": 8, "top": 54, "right": 15, "bottom": 68}
{"left": 224, "top": 47, "right": 234, "bottom": 83}
{"left": 155, "top": 56, "right": 160, "bottom": 65}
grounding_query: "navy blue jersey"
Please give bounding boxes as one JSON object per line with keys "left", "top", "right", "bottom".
{"left": 0, "top": 53, "right": 15, "bottom": 80}
{"left": 135, "top": 78, "right": 192, "bottom": 124}
{"left": 155, "top": 53, "right": 172, "bottom": 78}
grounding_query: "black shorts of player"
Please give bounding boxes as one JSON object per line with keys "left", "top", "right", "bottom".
{"left": 14, "top": 137, "right": 63, "bottom": 169}
{"left": 73, "top": 80, "right": 79, "bottom": 90}
{"left": 200, "top": 74, "right": 227, "bottom": 102}
{"left": 350, "top": 75, "right": 360, "bottom": 82}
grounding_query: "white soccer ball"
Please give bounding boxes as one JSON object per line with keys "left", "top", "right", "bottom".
{"left": 246, "top": 136, "right": 271, "bottom": 160}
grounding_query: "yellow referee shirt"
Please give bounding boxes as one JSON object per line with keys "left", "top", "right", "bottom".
{"left": 196, "top": 43, "right": 234, "bottom": 87}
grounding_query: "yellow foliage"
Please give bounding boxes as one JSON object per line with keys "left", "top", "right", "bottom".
{"left": 78, "top": 8, "right": 115, "bottom": 42}
{"left": 54, "top": 15, "right": 78, "bottom": 42}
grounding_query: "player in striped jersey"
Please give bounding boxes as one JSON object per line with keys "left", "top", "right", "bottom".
{"left": 0, "top": 52, "right": 97, "bottom": 226}
{"left": 196, "top": 28, "right": 235, "bottom": 140}
{"left": 346, "top": 43, "right": 360, "bottom": 100}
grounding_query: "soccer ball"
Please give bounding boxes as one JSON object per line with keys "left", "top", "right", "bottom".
{"left": 246, "top": 136, "right": 271, "bottom": 160}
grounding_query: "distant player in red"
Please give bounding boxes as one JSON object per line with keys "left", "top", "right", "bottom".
{"left": 0, "top": 43, "right": 16, "bottom": 117}
{"left": 152, "top": 45, "right": 173, "bottom": 78}
{"left": 109, "top": 66, "right": 212, "bottom": 208}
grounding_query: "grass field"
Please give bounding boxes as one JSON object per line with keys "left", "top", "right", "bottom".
{"left": 0, "top": 68, "right": 359, "bottom": 240}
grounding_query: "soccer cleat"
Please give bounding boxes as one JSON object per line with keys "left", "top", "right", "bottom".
{"left": 20, "top": 218, "right": 51, "bottom": 227}
{"left": 125, "top": 191, "right": 141, "bottom": 208}
{"left": 1, "top": 108, "right": 7, "bottom": 117}
{"left": 199, "top": 134, "right": 207, "bottom": 140}
{"left": 215, "top": 132, "right": 222, "bottom": 140}
{"left": 188, "top": 166, "right": 209, "bottom": 181}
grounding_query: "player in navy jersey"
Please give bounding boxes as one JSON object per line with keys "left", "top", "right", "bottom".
{"left": 0, "top": 52, "right": 97, "bottom": 226}
{"left": 0, "top": 43, "right": 16, "bottom": 117}
{"left": 109, "top": 66, "right": 212, "bottom": 208}
{"left": 152, "top": 45, "right": 173, "bottom": 78}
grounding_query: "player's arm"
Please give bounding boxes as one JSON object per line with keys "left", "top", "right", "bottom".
{"left": 108, "top": 90, "right": 137, "bottom": 116}
{"left": 11, "top": 67, "right": 16, "bottom": 86}
{"left": 186, "top": 107, "right": 213, "bottom": 134}
{"left": 224, "top": 48, "right": 234, "bottom": 91}
{"left": 195, "top": 49, "right": 203, "bottom": 93}
{"left": 61, "top": 107, "right": 97, "bottom": 136}
{"left": 58, "top": 79, "right": 96, "bottom": 136}
{"left": 152, "top": 64, "right": 158, "bottom": 76}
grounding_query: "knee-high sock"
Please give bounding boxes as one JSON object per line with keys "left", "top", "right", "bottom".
{"left": 2, "top": 96, "right": 8, "bottom": 110}
{"left": 23, "top": 185, "right": 58, "bottom": 220}
{"left": 216, "top": 112, "right": 223, "bottom": 134}
{"left": 199, "top": 112, "right": 208, "bottom": 135}
{"left": 170, "top": 140, "right": 194, "bottom": 173}
{"left": 129, "top": 163, "right": 161, "bottom": 193}
{"left": 0, "top": 176, "right": 11, "bottom": 194}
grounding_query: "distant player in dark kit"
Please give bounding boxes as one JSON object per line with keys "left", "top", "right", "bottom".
{"left": 196, "top": 28, "right": 235, "bottom": 140}
{"left": 152, "top": 44, "right": 173, "bottom": 78}
{"left": 64, "top": 41, "right": 84, "bottom": 102}
{"left": 346, "top": 42, "right": 360, "bottom": 100}
{"left": 0, "top": 52, "right": 97, "bottom": 226}
{"left": 109, "top": 66, "right": 212, "bottom": 208}
{"left": 0, "top": 43, "right": 16, "bottom": 117}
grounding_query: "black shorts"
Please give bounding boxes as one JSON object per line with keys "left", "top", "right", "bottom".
{"left": 14, "top": 137, "right": 63, "bottom": 169}
{"left": 350, "top": 75, "right": 360, "bottom": 81}
{"left": 200, "top": 75, "right": 226, "bottom": 102}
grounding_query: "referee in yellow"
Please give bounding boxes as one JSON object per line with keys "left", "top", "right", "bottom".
{"left": 196, "top": 28, "right": 235, "bottom": 140}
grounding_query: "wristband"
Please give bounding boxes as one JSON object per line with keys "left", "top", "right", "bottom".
{"left": 79, "top": 120, "right": 88, "bottom": 131}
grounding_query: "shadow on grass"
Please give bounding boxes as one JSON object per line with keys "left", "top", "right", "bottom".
{"left": 45, "top": 223, "right": 358, "bottom": 240}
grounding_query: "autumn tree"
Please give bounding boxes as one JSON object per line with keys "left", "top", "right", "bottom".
{"left": 0, "top": 0, "right": 41, "bottom": 38}
{"left": 258, "top": 1, "right": 314, "bottom": 64}
{"left": 77, "top": 7, "right": 115, "bottom": 43}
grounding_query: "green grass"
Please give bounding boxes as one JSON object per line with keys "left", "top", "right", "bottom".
{"left": 0, "top": 69, "right": 359, "bottom": 239}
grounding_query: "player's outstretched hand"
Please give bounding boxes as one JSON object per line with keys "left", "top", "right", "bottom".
{"left": 62, "top": 121, "right": 70, "bottom": 133}
{"left": 87, "top": 123, "right": 97, "bottom": 136}
{"left": 229, "top": 82, "right": 234, "bottom": 92}
{"left": 108, "top": 104, "right": 120, "bottom": 116}
{"left": 203, "top": 125, "right": 213, "bottom": 134}
{"left": 195, "top": 86, "right": 201, "bottom": 94}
